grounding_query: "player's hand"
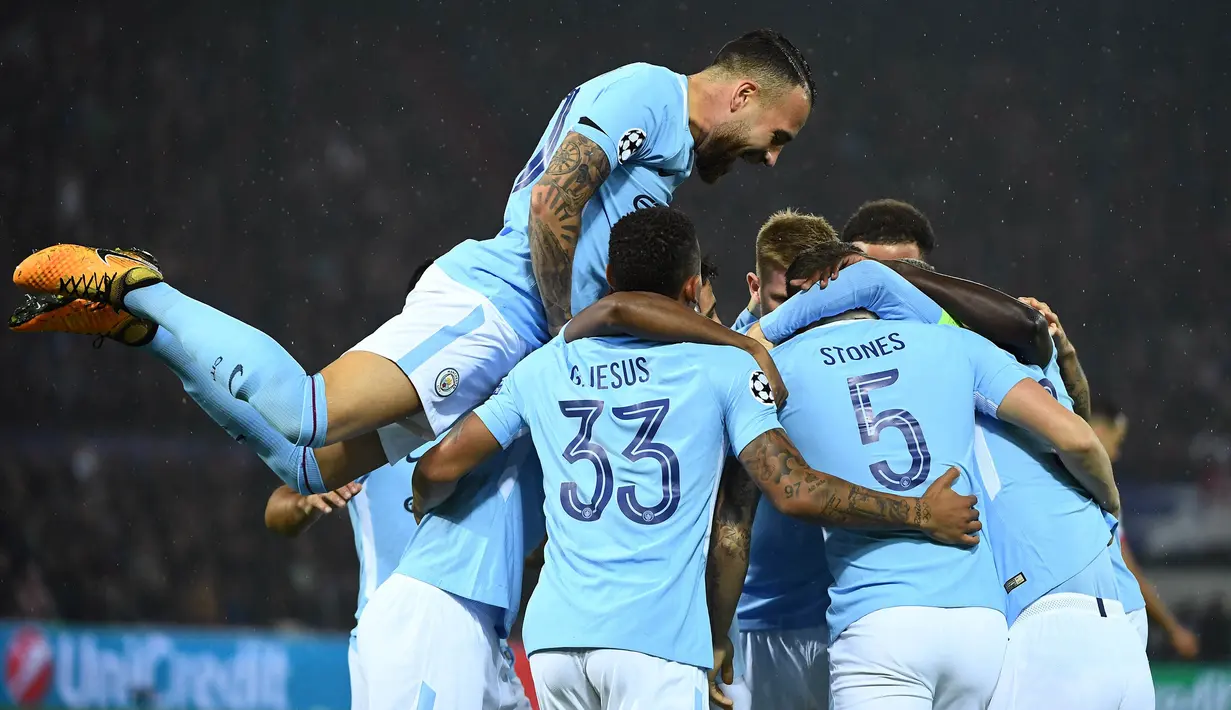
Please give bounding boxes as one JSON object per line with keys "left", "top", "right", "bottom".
{"left": 788, "top": 252, "right": 868, "bottom": 293}
{"left": 708, "top": 635, "right": 735, "bottom": 710}
{"left": 411, "top": 477, "right": 457, "bottom": 524}
{"left": 297, "top": 481, "right": 363, "bottom": 516}
{"left": 1169, "top": 625, "right": 1200, "bottom": 659}
{"left": 918, "top": 467, "right": 981, "bottom": 546}
{"left": 1018, "top": 297, "right": 1074, "bottom": 356}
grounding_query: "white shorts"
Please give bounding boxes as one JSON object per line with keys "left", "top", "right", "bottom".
{"left": 1128, "top": 607, "right": 1149, "bottom": 648}
{"left": 348, "top": 635, "right": 367, "bottom": 710}
{"left": 740, "top": 625, "right": 829, "bottom": 710}
{"left": 349, "top": 264, "right": 534, "bottom": 463}
{"left": 829, "top": 606, "right": 1007, "bottom": 710}
{"left": 991, "top": 594, "right": 1154, "bottom": 710}
{"left": 356, "top": 573, "right": 529, "bottom": 710}
{"left": 529, "top": 649, "right": 706, "bottom": 710}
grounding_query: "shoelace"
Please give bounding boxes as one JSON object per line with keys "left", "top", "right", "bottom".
{"left": 58, "top": 272, "right": 115, "bottom": 299}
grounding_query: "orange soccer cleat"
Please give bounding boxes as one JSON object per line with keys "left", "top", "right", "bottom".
{"left": 8, "top": 293, "right": 157, "bottom": 346}
{"left": 12, "top": 245, "right": 163, "bottom": 307}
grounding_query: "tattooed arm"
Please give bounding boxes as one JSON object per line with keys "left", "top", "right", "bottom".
{"left": 737, "top": 429, "right": 982, "bottom": 545}
{"left": 529, "top": 132, "right": 612, "bottom": 336}
{"left": 1018, "top": 297, "right": 1092, "bottom": 420}
{"left": 704, "top": 457, "right": 758, "bottom": 708}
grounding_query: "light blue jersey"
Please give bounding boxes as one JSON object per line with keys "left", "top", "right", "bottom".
{"left": 393, "top": 435, "right": 547, "bottom": 638}
{"left": 737, "top": 307, "right": 832, "bottom": 634}
{"left": 973, "top": 353, "right": 1121, "bottom": 624}
{"left": 474, "top": 333, "right": 780, "bottom": 669}
{"left": 759, "top": 261, "right": 945, "bottom": 344}
{"left": 435, "top": 63, "right": 694, "bottom": 347}
{"left": 771, "top": 320, "right": 1031, "bottom": 643}
{"left": 1110, "top": 518, "right": 1146, "bottom": 613}
{"left": 348, "top": 459, "right": 421, "bottom": 633}
{"left": 731, "top": 308, "right": 759, "bottom": 333}
{"left": 738, "top": 496, "right": 833, "bottom": 632}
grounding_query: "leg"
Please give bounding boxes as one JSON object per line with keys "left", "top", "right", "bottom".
{"left": 987, "top": 603, "right": 1143, "bottom": 710}
{"left": 348, "top": 635, "right": 369, "bottom": 710}
{"left": 586, "top": 649, "right": 707, "bottom": 710}
{"left": 319, "top": 351, "right": 424, "bottom": 444}
{"left": 530, "top": 652, "right": 600, "bottom": 710}
{"left": 931, "top": 608, "right": 1006, "bottom": 710}
{"left": 828, "top": 609, "right": 935, "bottom": 710}
{"left": 358, "top": 575, "right": 492, "bottom": 710}
{"left": 135, "top": 263, "right": 530, "bottom": 462}
{"left": 125, "top": 283, "right": 335, "bottom": 447}
{"left": 143, "top": 327, "right": 384, "bottom": 492}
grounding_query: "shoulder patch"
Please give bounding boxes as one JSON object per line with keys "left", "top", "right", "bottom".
{"left": 617, "top": 128, "right": 647, "bottom": 163}
{"left": 749, "top": 370, "right": 776, "bottom": 406}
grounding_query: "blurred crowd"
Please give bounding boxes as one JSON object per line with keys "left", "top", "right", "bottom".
{"left": 0, "top": 450, "right": 359, "bottom": 631}
{"left": 2, "top": 0, "right": 1230, "bottom": 648}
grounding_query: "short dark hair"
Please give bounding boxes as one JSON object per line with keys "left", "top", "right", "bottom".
{"left": 700, "top": 254, "right": 719, "bottom": 286}
{"left": 784, "top": 241, "right": 864, "bottom": 297}
{"left": 895, "top": 257, "right": 935, "bottom": 272}
{"left": 608, "top": 206, "right": 700, "bottom": 298}
{"left": 842, "top": 199, "right": 937, "bottom": 255}
{"left": 407, "top": 257, "right": 438, "bottom": 297}
{"left": 712, "top": 29, "right": 815, "bottom": 106}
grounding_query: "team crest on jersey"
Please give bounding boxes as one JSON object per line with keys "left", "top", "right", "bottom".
{"left": 435, "top": 368, "right": 460, "bottom": 398}
{"left": 617, "top": 128, "right": 647, "bottom": 163}
{"left": 749, "top": 370, "right": 775, "bottom": 406}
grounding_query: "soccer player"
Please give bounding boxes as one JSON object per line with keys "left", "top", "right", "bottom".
{"left": 13, "top": 28, "right": 816, "bottom": 497}
{"left": 839, "top": 198, "right": 937, "bottom": 262}
{"left": 265, "top": 470, "right": 414, "bottom": 710}
{"left": 767, "top": 241, "right": 1122, "bottom": 710}
{"left": 731, "top": 208, "right": 838, "bottom": 332}
{"left": 765, "top": 246, "right": 1155, "bottom": 707}
{"left": 729, "top": 209, "right": 838, "bottom": 709}
{"left": 411, "top": 206, "right": 982, "bottom": 709}
{"left": 1018, "top": 301, "right": 1200, "bottom": 658}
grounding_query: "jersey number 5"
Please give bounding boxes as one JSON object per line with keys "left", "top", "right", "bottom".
{"left": 558, "top": 398, "right": 681, "bottom": 525}
{"left": 847, "top": 370, "right": 932, "bottom": 490}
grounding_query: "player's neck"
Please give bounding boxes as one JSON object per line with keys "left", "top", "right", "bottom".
{"left": 685, "top": 73, "right": 721, "bottom": 144}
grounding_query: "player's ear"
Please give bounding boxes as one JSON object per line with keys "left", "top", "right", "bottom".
{"left": 732, "top": 81, "right": 757, "bottom": 112}
{"left": 746, "top": 271, "right": 760, "bottom": 299}
{"left": 605, "top": 263, "right": 616, "bottom": 290}
{"left": 682, "top": 274, "right": 702, "bottom": 308}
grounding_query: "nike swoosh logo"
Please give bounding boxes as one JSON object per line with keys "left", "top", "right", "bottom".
{"left": 95, "top": 248, "right": 148, "bottom": 268}
{"left": 228, "top": 364, "right": 244, "bottom": 395}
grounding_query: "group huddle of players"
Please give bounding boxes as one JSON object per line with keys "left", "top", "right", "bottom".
{"left": 9, "top": 26, "right": 1196, "bottom": 710}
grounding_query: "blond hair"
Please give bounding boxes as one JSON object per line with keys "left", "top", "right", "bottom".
{"left": 755, "top": 208, "right": 837, "bottom": 276}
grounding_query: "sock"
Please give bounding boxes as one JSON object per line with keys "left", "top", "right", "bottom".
{"left": 143, "top": 328, "right": 327, "bottom": 495}
{"left": 125, "top": 283, "right": 329, "bottom": 448}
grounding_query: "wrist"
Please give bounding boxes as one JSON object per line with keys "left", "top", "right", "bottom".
{"left": 909, "top": 496, "right": 930, "bottom": 531}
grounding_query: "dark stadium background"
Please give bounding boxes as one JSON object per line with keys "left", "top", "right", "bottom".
{"left": 1, "top": 0, "right": 1229, "bottom": 705}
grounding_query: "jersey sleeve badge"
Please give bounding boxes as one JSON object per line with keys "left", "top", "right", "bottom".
{"left": 617, "top": 128, "right": 647, "bottom": 163}
{"left": 749, "top": 370, "right": 776, "bottom": 406}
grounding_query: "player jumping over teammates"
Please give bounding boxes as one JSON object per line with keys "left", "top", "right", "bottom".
{"left": 11, "top": 29, "right": 815, "bottom": 499}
